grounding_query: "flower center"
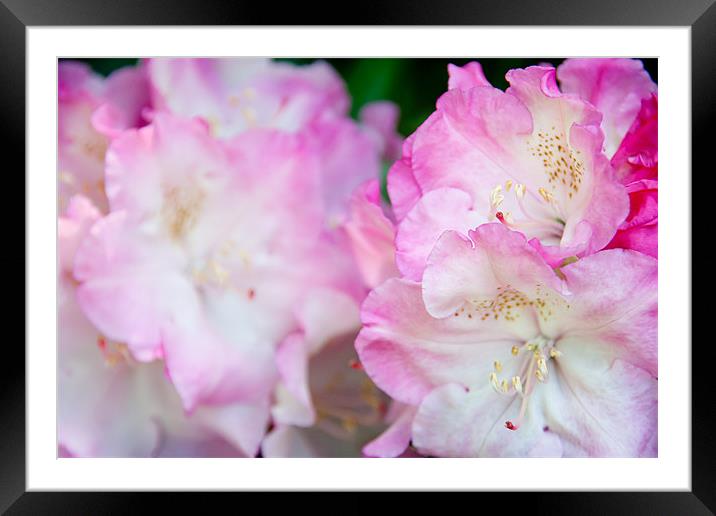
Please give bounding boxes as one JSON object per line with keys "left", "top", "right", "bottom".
{"left": 161, "top": 185, "right": 205, "bottom": 241}
{"left": 488, "top": 129, "right": 586, "bottom": 244}
{"left": 489, "top": 181, "right": 566, "bottom": 244}
{"left": 488, "top": 335, "right": 562, "bottom": 431}
{"left": 190, "top": 240, "right": 257, "bottom": 301}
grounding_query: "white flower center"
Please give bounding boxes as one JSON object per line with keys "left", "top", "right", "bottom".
{"left": 488, "top": 335, "right": 562, "bottom": 431}
{"left": 161, "top": 185, "right": 205, "bottom": 241}
{"left": 489, "top": 181, "right": 566, "bottom": 243}
{"left": 488, "top": 128, "right": 586, "bottom": 244}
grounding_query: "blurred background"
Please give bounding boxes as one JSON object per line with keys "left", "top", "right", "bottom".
{"left": 67, "top": 58, "right": 657, "bottom": 138}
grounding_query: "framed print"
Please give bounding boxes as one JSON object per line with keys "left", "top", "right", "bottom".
{"left": 4, "top": 0, "right": 710, "bottom": 512}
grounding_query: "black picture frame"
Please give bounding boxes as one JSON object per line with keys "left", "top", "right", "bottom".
{"left": 3, "top": 0, "right": 708, "bottom": 512}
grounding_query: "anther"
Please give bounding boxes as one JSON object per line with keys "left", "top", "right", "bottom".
{"left": 512, "top": 376, "right": 523, "bottom": 394}
{"left": 490, "top": 185, "right": 504, "bottom": 207}
{"left": 490, "top": 372, "right": 503, "bottom": 394}
{"left": 537, "top": 357, "right": 547, "bottom": 374}
{"left": 538, "top": 187, "right": 555, "bottom": 204}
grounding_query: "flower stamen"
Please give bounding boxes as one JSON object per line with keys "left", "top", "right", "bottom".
{"left": 487, "top": 336, "right": 562, "bottom": 432}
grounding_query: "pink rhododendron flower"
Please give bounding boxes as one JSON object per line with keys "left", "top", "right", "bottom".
{"left": 58, "top": 62, "right": 149, "bottom": 213}
{"left": 388, "top": 64, "right": 629, "bottom": 274}
{"left": 59, "top": 195, "right": 267, "bottom": 457}
{"left": 147, "top": 58, "right": 385, "bottom": 226}
{"left": 61, "top": 58, "right": 400, "bottom": 457}
{"left": 146, "top": 58, "right": 348, "bottom": 137}
{"left": 606, "top": 95, "right": 658, "bottom": 257}
{"left": 73, "top": 114, "right": 361, "bottom": 420}
{"left": 357, "top": 223, "right": 657, "bottom": 457}
{"left": 58, "top": 57, "right": 656, "bottom": 459}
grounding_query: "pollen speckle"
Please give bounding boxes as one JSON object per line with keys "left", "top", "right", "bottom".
{"left": 528, "top": 129, "right": 585, "bottom": 200}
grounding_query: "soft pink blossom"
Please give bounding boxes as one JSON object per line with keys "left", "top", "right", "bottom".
{"left": 147, "top": 58, "right": 385, "bottom": 226}
{"left": 58, "top": 62, "right": 150, "bottom": 213}
{"left": 146, "top": 58, "right": 349, "bottom": 137}
{"left": 59, "top": 195, "right": 265, "bottom": 457}
{"left": 72, "top": 114, "right": 356, "bottom": 419}
{"left": 357, "top": 223, "right": 657, "bottom": 457}
{"left": 63, "top": 58, "right": 397, "bottom": 457}
{"left": 387, "top": 64, "right": 629, "bottom": 275}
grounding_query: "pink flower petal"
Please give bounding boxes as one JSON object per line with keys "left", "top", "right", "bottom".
{"left": 558, "top": 58, "right": 656, "bottom": 157}
{"left": 393, "top": 66, "right": 627, "bottom": 261}
{"left": 344, "top": 179, "right": 398, "bottom": 289}
{"left": 447, "top": 61, "right": 491, "bottom": 91}
{"left": 611, "top": 94, "right": 658, "bottom": 185}
{"left": 395, "top": 188, "right": 485, "bottom": 281}
{"left": 357, "top": 278, "right": 524, "bottom": 405}
{"left": 422, "top": 224, "right": 561, "bottom": 323}
{"left": 552, "top": 249, "right": 658, "bottom": 376}
{"left": 362, "top": 405, "right": 416, "bottom": 458}
{"left": 359, "top": 100, "right": 403, "bottom": 161}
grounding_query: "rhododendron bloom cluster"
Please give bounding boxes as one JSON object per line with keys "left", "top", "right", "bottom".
{"left": 58, "top": 57, "right": 657, "bottom": 459}
{"left": 357, "top": 58, "right": 658, "bottom": 457}
{"left": 58, "top": 58, "right": 399, "bottom": 457}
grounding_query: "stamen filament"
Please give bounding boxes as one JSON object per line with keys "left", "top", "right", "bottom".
{"left": 495, "top": 337, "right": 562, "bottom": 432}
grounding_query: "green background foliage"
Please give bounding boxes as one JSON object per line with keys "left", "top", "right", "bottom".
{"left": 72, "top": 58, "right": 657, "bottom": 138}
